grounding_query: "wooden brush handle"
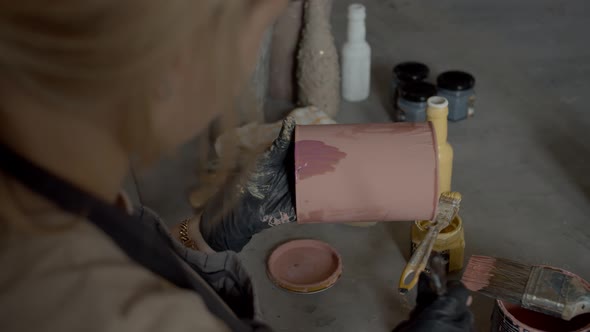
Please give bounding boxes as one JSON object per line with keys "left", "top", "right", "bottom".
{"left": 563, "top": 279, "right": 590, "bottom": 320}
{"left": 398, "top": 224, "right": 439, "bottom": 292}
{"left": 571, "top": 295, "right": 590, "bottom": 318}
{"left": 418, "top": 224, "right": 440, "bottom": 265}
{"left": 429, "top": 254, "right": 447, "bottom": 296}
{"left": 399, "top": 192, "right": 461, "bottom": 293}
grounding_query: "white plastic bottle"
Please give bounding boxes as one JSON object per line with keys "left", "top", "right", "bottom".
{"left": 341, "top": 4, "right": 371, "bottom": 102}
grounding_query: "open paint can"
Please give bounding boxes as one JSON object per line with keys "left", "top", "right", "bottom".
{"left": 491, "top": 268, "right": 590, "bottom": 332}
{"left": 492, "top": 300, "right": 590, "bottom": 332}
{"left": 294, "top": 122, "right": 438, "bottom": 224}
{"left": 411, "top": 216, "right": 465, "bottom": 272}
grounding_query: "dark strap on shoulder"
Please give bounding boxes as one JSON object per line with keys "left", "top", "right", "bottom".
{"left": 0, "top": 143, "right": 254, "bottom": 332}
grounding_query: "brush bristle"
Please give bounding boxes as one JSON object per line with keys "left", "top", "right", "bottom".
{"left": 440, "top": 191, "right": 462, "bottom": 204}
{"left": 462, "top": 255, "right": 533, "bottom": 304}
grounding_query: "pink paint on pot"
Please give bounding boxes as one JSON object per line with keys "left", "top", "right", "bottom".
{"left": 491, "top": 267, "right": 590, "bottom": 332}
{"left": 295, "top": 123, "right": 438, "bottom": 224}
{"left": 295, "top": 140, "right": 347, "bottom": 181}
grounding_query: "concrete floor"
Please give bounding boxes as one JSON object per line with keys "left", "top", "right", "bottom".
{"left": 128, "top": 0, "right": 590, "bottom": 330}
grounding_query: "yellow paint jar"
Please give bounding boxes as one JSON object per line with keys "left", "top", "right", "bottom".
{"left": 411, "top": 215, "right": 465, "bottom": 272}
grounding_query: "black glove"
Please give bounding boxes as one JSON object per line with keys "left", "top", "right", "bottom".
{"left": 199, "top": 117, "right": 296, "bottom": 252}
{"left": 393, "top": 273, "right": 474, "bottom": 332}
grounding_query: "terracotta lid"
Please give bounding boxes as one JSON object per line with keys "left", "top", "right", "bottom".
{"left": 267, "top": 239, "right": 342, "bottom": 293}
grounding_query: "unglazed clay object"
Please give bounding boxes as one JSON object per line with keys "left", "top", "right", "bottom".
{"left": 295, "top": 123, "right": 438, "bottom": 224}
{"left": 297, "top": 0, "right": 340, "bottom": 117}
{"left": 267, "top": 239, "right": 342, "bottom": 293}
{"left": 214, "top": 106, "right": 336, "bottom": 157}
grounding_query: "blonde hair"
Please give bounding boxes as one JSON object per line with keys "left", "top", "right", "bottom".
{"left": 0, "top": 0, "right": 257, "bottom": 230}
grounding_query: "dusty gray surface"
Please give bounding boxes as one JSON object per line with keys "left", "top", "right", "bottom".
{"left": 128, "top": 0, "right": 590, "bottom": 331}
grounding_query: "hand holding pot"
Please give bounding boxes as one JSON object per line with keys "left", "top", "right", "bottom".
{"left": 198, "top": 117, "right": 297, "bottom": 252}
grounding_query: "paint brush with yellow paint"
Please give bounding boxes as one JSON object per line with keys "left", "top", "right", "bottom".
{"left": 399, "top": 191, "right": 462, "bottom": 293}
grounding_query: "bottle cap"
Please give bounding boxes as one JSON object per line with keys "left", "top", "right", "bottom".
{"left": 348, "top": 4, "right": 366, "bottom": 20}
{"left": 437, "top": 71, "right": 475, "bottom": 91}
{"left": 393, "top": 62, "right": 430, "bottom": 82}
{"left": 427, "top": 96, "right": 449, "bottom": 109}
{"left": 399, "top": 81, "right": 437, "bottom": 102}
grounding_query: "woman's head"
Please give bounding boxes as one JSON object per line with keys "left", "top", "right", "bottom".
{"left": 0, "top": 0, "right": 287, "bottom": 158}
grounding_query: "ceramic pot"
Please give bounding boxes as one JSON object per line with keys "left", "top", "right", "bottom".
{"left": 294, "top": 122, "right": 438, "bottom": 224}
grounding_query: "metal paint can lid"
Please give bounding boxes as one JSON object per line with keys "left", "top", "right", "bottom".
{"left": 437, "top": 71, "right": 476, "bottom": 91}
{"left": 399, "top": 81, "right": 437, "bottom": 102}
{"left": 267, "top": 239, "right": 342, "bottom": 294}
{"left": 393, "top": 62, "right": 430, "bottom": 82}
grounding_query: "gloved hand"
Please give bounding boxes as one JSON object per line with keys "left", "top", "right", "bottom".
{"left": 393, "top": 273, "right": 474, "bottom": 332}
{"left": 198, "top": 117, "right": 297, "bottom": 252}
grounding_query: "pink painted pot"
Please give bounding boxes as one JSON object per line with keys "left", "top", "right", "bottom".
{"left": 294, "top": 123, "right": 439, "bottom": 224}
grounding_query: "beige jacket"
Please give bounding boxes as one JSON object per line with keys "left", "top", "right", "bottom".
{"left": 0, "top": 218, "right": 231, "bottom": 332}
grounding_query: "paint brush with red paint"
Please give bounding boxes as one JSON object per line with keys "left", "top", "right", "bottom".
{"left": 462, "top": 255, "right": 590, "bottom": 321}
